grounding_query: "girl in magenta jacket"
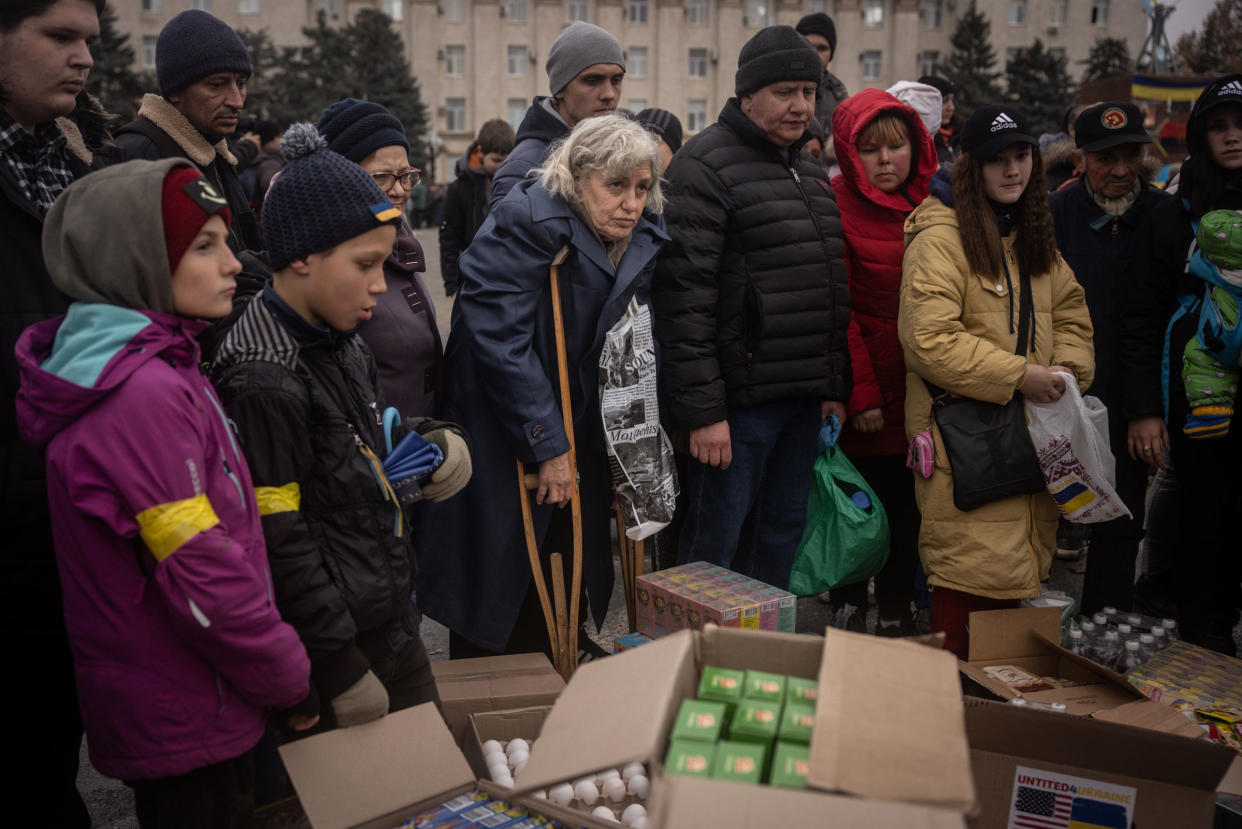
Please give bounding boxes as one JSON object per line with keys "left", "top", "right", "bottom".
{"left": 15, "top": 159, "right": 310, "bottom": 827}
{"left": 829, "top": 88, "right": 940, "bottom": 634}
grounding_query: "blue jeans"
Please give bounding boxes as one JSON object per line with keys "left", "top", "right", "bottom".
{"left": 677, "top": 399, "right": 820, "bottom": 589}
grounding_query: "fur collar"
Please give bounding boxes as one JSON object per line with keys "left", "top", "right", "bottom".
{"left": 53, "top": 116, "right": 92, "bottom": 166}
{"left": 136, "top": 93, "right": 236, "bottom": 167}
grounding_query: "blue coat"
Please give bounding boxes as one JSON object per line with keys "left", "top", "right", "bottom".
{"left": 415, "top": 178, "right": 669, "bottom": 651}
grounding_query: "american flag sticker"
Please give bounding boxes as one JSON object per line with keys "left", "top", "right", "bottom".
{"left": 1007, "top": 766, "right": 1136, "bottom": 829}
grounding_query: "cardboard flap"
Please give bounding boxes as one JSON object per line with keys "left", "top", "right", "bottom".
{"left": 511, "top": 630, "right": 697, "bottom": 795}
{"left": 809, "top": 629, "right": 976, "bottom": 811}
{"left": 966, "top": 607, "right": 1062, "bottom": 662}
{"left": 1091, "top": 698, "right": 1208, "bottom": 741}
{"left": 653, "top": 775, "right": 967, "bottom": 828}
{"left": 431, "top": 652, "right": 565, "bottom": 741}
{"left": 279, "top": 703, "right": 473, "bottom": 829}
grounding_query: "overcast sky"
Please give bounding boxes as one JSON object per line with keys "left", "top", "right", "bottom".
{"left": 1162, "top": 0, "right": 1215, "bottom": 42}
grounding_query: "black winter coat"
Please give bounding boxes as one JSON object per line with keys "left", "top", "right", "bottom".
{"left": 439, "top": 165, "right": 491, "bottom": 296}
{"left": 653, "top": 99, "right": 851, "bottom": 430}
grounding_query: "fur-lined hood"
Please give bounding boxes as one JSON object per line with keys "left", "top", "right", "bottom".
{"left": 134, "top": 93, "right": 237, "bottom": 167}
{"left": 1042, "top": 134, "right": 1077, "bottom": 171}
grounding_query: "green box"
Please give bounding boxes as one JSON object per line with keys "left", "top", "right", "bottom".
{"left": 729, "top": 698, "right": 782, "bottom": 744}
{"left": 786, "top": 676, "right": 819, "bottom": 708}
{"left": 670, "top": 698, "right": 727, "bottom": 743}
{"left": 778, "top": 702, "right": 815, "bottom": 744}
{"left": 743, "top": 670, "right": 786, "bottom": 703}
{"left": 664, "top": 738, "right": 717, "bottom": 778}
{"left": 769, "top": 741, "right": 810, "bottom": 789}
{"left": 710, "top": 740, "right": 767, "bottom": 785}
{"left": 698, "top": 666, "right": 745, "bottom": 709}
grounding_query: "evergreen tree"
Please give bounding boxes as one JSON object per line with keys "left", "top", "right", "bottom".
{"left": 942, "top": 2, "right": 1003, "bottom": 116}
{"left": 1174, "top": 0, "right": 1242, "bottom": 75}
{"left": 235, "top": 28, "right": 282, "bottom": 121}
{"left": 344, "top": 9, "right": 430, "bottom": 172}
{"left": 86, "top": 4, "right": 148, "bottom": 121}
{"left": 1006, "top": 39, "right": 1074, "bottom": 136}
{"left": 1081, "top": 37, "right": 1132, "bottom": 83}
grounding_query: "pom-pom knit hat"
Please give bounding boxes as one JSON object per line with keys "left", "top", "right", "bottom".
{"left": 261, "top": 124, "right": 403, "bottom": 271}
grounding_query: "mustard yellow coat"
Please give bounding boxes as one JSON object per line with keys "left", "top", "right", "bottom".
{"left": 899, "top": 197, "right": 1095, "bottom": 600}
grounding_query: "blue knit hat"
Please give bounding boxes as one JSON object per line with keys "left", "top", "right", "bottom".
{"left": 156, "top": 11, "right": 252, "bottom": 97}
{"left": 262, "top": 124, "right": 403, "bottom": 271}
{"left": 316, "top": 98, "right": 410, "bottom": 164}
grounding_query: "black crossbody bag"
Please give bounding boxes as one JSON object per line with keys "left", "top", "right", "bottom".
{"left": 924, "top": 261, "right": 1046, "bottom": 511}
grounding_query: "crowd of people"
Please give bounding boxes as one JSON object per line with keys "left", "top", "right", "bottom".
{"left": 3, "top": 0, "right": 1242, "bottom": 826}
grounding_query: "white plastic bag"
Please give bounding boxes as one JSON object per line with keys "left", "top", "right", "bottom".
{"left": 1024, "top": 371, "right": 1132, "bottom": 524}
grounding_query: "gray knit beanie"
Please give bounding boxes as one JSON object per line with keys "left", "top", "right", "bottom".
{"left": 734, "top": 26, "right": 821, "bottom": 98}
{"left": 316, "top": 98, "right": 410, "bottom": 164}
{"left": 546, "top": 22, "right": 624, "bottom": 96}
{"left": 262, "top": 124, "right": 403, "bottom": 271}
{"left": 156, "top": 10, "right": 251, "bottom": 96}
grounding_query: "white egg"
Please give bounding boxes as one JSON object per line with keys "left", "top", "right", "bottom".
{"left": 621, "top": 762, "right": 645, "bottom": 781}
{"left": 591, "top": 806, "right": 620, "bottom": 823}
{"left": 508, "top": 747, "right": 529, "bottom": 768}
{"left": 487, "top": 761, "right": 510, "bottom": 781}
{"left": 531, "top": 789, "right": 547, "bottom": 800}
{"left": 482, "top": 739, "right": 503, "bottom": 755}
{"left": 484, "top": 749, "right": 506, "bottom": 769}
{"left": 602, "top": 778, "right": 628, "bottom": 803}
{"left": 494, "top": 772, "right": 514, "bottom": 788}
{"left": 621, "top": 803, "right": 647, "bottom": 825}
{"left": 548, "top": 783, "right": 574, "bottom": 806}
{"left": 627, "top": 773, "right": 649, "bottom": 799}
{"left": 506, "top": 738, "right": 529, "bottom": 756}
{"left": 574, "top": 779, "right": 599, "bottom": 805}
{"left": 597, "top": 768, "right": 621, "bottom": 783}
{"left": 630, "top": 818, "right": 649, "bottom": 829}
{"left": 513, "top": 757, "right": 528, "bottom": 777}
{"left": 574, "top": 775, "right": 596, "bottom": 788}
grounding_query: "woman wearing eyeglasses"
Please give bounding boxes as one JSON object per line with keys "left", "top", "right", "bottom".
{"left": 316, "top": 99, "right": 443, "bottom": 418}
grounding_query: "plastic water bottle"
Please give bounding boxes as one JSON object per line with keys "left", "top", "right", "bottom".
{"left": 1138, "top": 633, "right": 1157, "bottom": 662}
{"left": 1099, "top": 629, "right": 1122, "bottom": 669}
{"left": 1117, "top": 623, "right": 1133, "bottom": 639}
{"left": 1162, "top": 618, "right": 1180, "bottom": 642}
{"left": 1127, "top": 613, "right": 1144, "bottom": 628}
{"left": 1068, "top": 628, "right": 1086, "bottom": 656}
{"left": 1121, "top": 640, "right": 1144, "bottom": 673}
{"left": 1150, "top": 625, "right": 1168, "bottom": 651}
{"left": 1093, "top": 612, "right": 1110, "bottom": 628}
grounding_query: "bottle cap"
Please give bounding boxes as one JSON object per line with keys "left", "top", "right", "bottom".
{"left": 850, "top": 491, "right": 872, "bottom": 511}
{"left": 1125, "top": 640, "right": 1140, "bottom": 650}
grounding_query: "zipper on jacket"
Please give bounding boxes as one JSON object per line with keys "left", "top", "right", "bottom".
{"left": 221, "top": 451, "right": 247, "bottom": 510}
{"left": 1111, "top": 218, "right": 1119, "bottom": 235}
{"left": 787, "top": 159, "right": 835, "bottom": 282}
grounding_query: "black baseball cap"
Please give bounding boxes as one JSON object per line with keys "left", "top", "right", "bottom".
{"left": 1074, "top": 102, "right": 1151, "bottom": 152}
{"left": 961, "top": 104, "right": 1037, "bottom": 159}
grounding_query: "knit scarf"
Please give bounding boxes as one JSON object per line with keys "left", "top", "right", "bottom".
{"left": 1084, "top": 176, "right": 1140, "bottom": 217}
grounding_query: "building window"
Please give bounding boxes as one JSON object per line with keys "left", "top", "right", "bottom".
{"left": 920, "top": 50, "right": 939, "bottom": 77}
{"left": 568, "top": 0, "right": 589, "bottom": 21}
{"left": 745, "top": 0, "right": 770, "bottom": 27}
{"left": 506, "top": 0, "right": 528, "bottom": 23}
{"left": 317, "top": 0, "right": 340, "bottom": 15}
{"left": 445, "top": 98, "right": 467, "bottom": 132}
{"left": 1049, "top": 0, "right": 1067, "bottom": 25}
{"left": 806, "top": 0, "right": 827, "bottom": 12}
{"left": 628, "top": 46, "right": 648, "bottom": 78}
{"left": 142, "top": 35, "right": 157, "bottom": 68}
{"left": 1008, "top": 0, "right": 1027, "bottom": 24}
{"left": 445, "top": 44, "right": 466, "bottom": 76}
{"left": 862, "top": 49, "right": 881, "bottom": 80}
{"left": 920, "top": 0, "right": 941, "bottom": 28}
{"left": 1005, "top": 46, "right": 1020, "bottom": 65}
{"left": 239, "top": 0, "right": 260, "bottom": 12}
{"left": 507, "top": 98, "right": 527, "bottom": 128}
{"left": 191, "top": 0, "right": 212, "bottom": 10}
{"left": 688, "top": 48, "right": 708, "bottom": 79}
{"left": 862, "top": 0, "right": 883, "bottom": 28}
{"left": 141, "top": 0, "right": 161, "bottom": 10}
{"left": 687, "top": 0, "right": 709, "bottom": 25}
{"left": 507, "top": 45, "right": 528, "bottom": 75}
{"left": 628, "top": 98, "right": 648, "bottom": 111}
{"left": 628, "top": 0, "right": 648, "bottom": 24}
{"left": 1091, "top": 0, "right": 1108, "bottom": 24}
{"left": 443, "top": 0, "right": 465, "bottom": 21}
{"left": 687, "top": 100, "right": 707, "bottom": 133}
{"left": 385, "top": 0, "right": 403, "bottom": 21}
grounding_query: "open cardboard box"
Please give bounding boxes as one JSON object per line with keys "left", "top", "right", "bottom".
{"left": 463, "top": 705, "right": 552, "bottom": 781}
{"left": 509, "top": 625, "right": 974, "bottom": 826}
{"left": 279, "top": 702, "right": 618, "bottom": 829}
{"left": 431, "top": 652, "right": 565, "bottom": 744}
{"left": 964, "top": 697, "right": 1235, "bottom": 828}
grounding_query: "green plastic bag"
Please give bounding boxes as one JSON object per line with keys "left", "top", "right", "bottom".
{"left": 788, "top": 445, "right": 890, "bottom": 596}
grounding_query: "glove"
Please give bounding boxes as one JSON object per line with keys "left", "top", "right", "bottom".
{"left": 330, "top": 670, "right": 389, "bottom": 728}
{"left": 420, "top": 427, "right": 472, "bottom": 502}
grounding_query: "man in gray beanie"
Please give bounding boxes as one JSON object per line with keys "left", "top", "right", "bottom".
{"left": 113, "top": 9, "right": 261, "bottom": 253}
{"left": 489, "top": 21, "right": 624, "bottom": 208}
{"left": 653, "top": 26, "right": 851, "bottom": 590}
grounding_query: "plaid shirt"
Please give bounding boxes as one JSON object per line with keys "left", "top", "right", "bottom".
{"left": 0, "top": 109, "right": 75, "bottom": 217}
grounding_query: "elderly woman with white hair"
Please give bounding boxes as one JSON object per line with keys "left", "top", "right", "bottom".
{"left": 414, "top": 114, "right": 668, "bottom": 658}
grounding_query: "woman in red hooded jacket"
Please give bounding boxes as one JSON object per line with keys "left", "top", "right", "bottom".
{"left": 830, "top": 88, "right": 940, "bottom": 634}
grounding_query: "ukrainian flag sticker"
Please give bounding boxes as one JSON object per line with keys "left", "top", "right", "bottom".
{"left": 371, "top": 202, "right": 402, "bottom": 223}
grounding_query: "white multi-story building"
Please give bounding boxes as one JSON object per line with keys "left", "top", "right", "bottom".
{"left": 110, "top": 0, "right": 1147, "bottom": 181}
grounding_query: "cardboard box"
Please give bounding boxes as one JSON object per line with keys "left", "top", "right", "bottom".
{"left": 710, "top": 740, "right": 767, "bottom": 784}
{"left": 670, "top": 699, "right": 727, "bottom": 743}
{"left": 462, "top": 706, "right": 552, "bottom": 783}
{"left": 279, "top": 703, "right": 617, "bottom": 829}
{"left": 634, "top": 563, "right": 796, "bottom": 639}
{"left": 665, "top": 739, "right": 716, "bottom": 778}
{"left": 769, "top": 741, "right": 810, "bottom": 789}
{"left": 612, "top": 632, "right": 652, "bottom": 653}
{"left": 729, "top": 698, "right": 781, "bottom": 744}
{"left": 964, "top": 697, "right": 1235, "bottom": 829}
{"left": 431, "top": 653, "right": 565, "bottom": 743}
{"left": 510, "top": 625, "right": 974, "bottom": 822}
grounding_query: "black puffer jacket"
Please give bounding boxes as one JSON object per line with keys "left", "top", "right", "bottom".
{"left": 653, "top": 99, "right": 851, "bottom": 430}
{"left": 212, "top": 288, "right": 452, "bottom": 708}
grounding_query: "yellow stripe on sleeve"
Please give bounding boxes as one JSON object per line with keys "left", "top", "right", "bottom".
{"left": 135, "top": 494, "right": 220, "bottom": 562}
{"left": 254, "top": 483, "right": 301, "bottom": 516}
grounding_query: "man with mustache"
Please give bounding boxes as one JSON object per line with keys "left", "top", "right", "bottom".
{"left": 114, "top": 9, "right": 261, "bottom": 253}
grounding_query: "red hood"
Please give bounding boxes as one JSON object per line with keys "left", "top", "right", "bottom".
{"left": 831, "top": 88, "right": 939, "bottom": 213}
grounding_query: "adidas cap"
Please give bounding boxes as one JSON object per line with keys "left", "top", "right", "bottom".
{"left": 1192, "top": 73, "right": 1242, "bottom": 120}
{"left": 1074, "top": 102, "right": 1151, "bottom": 152}
{"left": 961, "top": 104, "right": 1037, "bottom": 160}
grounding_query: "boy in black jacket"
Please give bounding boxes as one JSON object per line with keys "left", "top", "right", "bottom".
{"left": 439, "top": 118, "right": 513, "bottom": 297}
{"left": 212, "top": 124, "right": 472, "bottom": 731}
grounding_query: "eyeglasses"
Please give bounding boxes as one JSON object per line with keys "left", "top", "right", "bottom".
{"left": 371, "top": 169, "right": 421, "bottom": 191}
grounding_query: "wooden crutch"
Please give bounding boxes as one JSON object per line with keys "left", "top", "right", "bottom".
{"left": 613, "top": 505, "right": 646, "bottom": 633}
{"left": 516, "top": 246, "right": 581, "bottom": 680}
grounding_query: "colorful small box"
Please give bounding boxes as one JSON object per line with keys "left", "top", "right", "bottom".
{"left": 664, "top": 738, "right": 717, "bottom": 778}
{"left": 785, "top": 676, "right": 819, "bottom": 707}
{"left": 778, "top": 702, "right": 815, "bottom": 744}
{"left": 613, "top": 631, "right": 653, "bottom": 653}
{"left": 743, "top": 670, "right": 786, "bottom": 703}
{"left": 769, "top": 741, "right": 811, "bottom": 789}
{"left": 710, "top": 740, "right": 768, "bottom": 785}
{"left": 411, "top": 790, "right": 490, "bottom": 827}
{"left": 635, "top": 563, "right": 797, "bottom": 639}
{"left": 698, "top": 665, "right": 745, "bottom": 711}
{"left": 730, "top": 698, "right": 782, "bottom": 744}
{"left": 670, "top": 698, "right": 727, "bottom": 743}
